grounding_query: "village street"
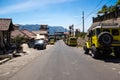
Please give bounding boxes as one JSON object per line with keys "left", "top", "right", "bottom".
{"left": 0, "top": 40, "right": 120, "bottom": 80}
{"left": 0, "top": 43, "right": 53, "bottom": 80}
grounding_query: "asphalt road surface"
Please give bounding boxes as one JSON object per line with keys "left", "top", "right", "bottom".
{"left": 8, "top": 40, "right": 120, "bottom": 80}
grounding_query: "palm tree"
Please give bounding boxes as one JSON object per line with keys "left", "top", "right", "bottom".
{"left": 69, "top": 24, "right": 74, "bottom": 37}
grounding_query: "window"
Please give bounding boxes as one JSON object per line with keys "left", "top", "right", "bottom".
{"left": 96, "top": 28, "right": 101, "bottom": 35}
{"left": 103, "top": 29, "right": 110, "bottom": 32}
{"left": 112, "top": 29, "right": 119, "bottom": 36}
{"left": 91, "top": 30, "right": 95, "bottom": 36}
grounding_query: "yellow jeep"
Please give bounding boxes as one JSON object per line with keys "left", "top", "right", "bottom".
{"left": 49, "top": 39, "right": 55, "bottom": 45}
{"left": 83, "top": 23, "right": 120, "bottom": 58}
{"left": 67, "top": 37, "right": 77, "bottom": 46}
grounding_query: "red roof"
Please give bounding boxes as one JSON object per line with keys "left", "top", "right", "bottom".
{"left": 21, "top": 29, "right": 36, "bottom": 38}
{"left": 11, "top": 30, "right": 27, "bottom": 38}
{"left": 0, "top": 18, "right": 13, "bottom": 30}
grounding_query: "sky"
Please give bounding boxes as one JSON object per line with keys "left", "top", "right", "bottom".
{"left": 0, "top": 0, "right": 117, "bottom": 31}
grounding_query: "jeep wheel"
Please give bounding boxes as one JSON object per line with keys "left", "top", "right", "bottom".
{"left": 91, "top": 46, "right": 99, "bottom": 59}
{"left": 98, "top": 32, "right": 113, "bottom": 45}
{"left": 114, "top": 47, "right": 120, "bottom": 58}
{"left": 83, "top": 46, "right": 89, "bottom": 54}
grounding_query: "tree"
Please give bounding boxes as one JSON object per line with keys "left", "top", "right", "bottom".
{"left": 75, "top": 29, "right": 80, "bottom": 38}
{"left": 108, "top": 6, "right": 116, "bottom": 12}
{"left": 97, "top": 5, "right": 109, "bottom": 14}
{"left": 69, "top": 24, "right": 74, "bottom": 36}
{"left": 14, "top": 35, "right": 27, "bottom": 53}
{"left": 116, "top": 0, "right": 120, "bottom": 6}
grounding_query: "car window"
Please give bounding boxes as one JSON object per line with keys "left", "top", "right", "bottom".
{"left": 70, "top": 38, "right": 76, "bottom": 40}
{"left": 96, "top": 28, "right": 101, "bottom": 35}
{"left": 112, "top": 29, "right": 119, "bottom": 36}
{"left": 103, "top": 29, "right": 110, "bottom": 32}
{"left": 35, "top": 40, "right": 44, "bottom": 43}
{"left": 91, "top": 30, "right": 95, "bottom": 36}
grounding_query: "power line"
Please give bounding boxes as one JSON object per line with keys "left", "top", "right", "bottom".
{"left": 76, "top": 0, "right": 104, "bottom": 27}
{"left": 86, "top": 0, "right": 104, "bottom": 19}
{"left": 86, "top": 0, "right": 114, "bottom": 19}
{"left": 76, "top": 0, "right": 114, "bottom": 28}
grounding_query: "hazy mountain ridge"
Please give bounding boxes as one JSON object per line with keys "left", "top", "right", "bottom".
{"left": 19, "top": 24, "right": 68, "bottom": 35}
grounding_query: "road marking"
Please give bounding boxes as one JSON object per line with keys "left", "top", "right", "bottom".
{"left": 112, "top": 68, "right": 116, "bottom": 70}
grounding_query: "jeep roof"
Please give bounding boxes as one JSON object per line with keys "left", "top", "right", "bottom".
{"left": 92, "top": 25, "right": 120, "bottom": 30}
{"left": 88, "top": 23, "right": 119, "bottom": 31}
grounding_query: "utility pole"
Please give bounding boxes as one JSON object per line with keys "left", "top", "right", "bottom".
{"left": 82, "top": 11, "right": 84, "bottom": 33}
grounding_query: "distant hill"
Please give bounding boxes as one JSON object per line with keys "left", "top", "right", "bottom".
{"left": 19, "top": 24, "right": 68, "bottom": 35}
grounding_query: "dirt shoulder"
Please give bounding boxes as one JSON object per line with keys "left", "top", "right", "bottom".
{"left": 0, "top": 44, "right": 53, "bottom": 80}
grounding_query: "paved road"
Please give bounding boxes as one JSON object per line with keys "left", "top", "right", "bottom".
{"left": 8, "top": 40, "right": 120, "bottom": 80}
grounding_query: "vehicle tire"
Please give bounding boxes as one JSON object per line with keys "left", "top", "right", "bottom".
{"left": 44, "top": 46, "right": 46, "bottom": 49}
{"left": 114, "top": 47, "right": 120, "bottom": 58}
{"left": 91, "top": 46, "right": 99, "bottom": 59}
{"left": 98, "top": 32, "right": 113, "bottom": 45}
{"left": 83, "top": 46, "right": 89, "bottom": 54}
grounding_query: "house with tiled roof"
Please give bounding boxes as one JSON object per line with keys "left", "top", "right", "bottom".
{"left": 21, "top": 29, "right": 36, "bottom": 39}
{"left": 0, "top": 18, "right": 14, "bottom": 54}
{"left": 11, "top": 30, "right": 27, "bottom": 39}
{"left": 32, "top": 24, "right": 49, "bottom": 40}
{"left": 13, "top": 24, "right": 20, "bottom": 30}
{"left": 11, "top": 24, "right": 36, "bottom": 39}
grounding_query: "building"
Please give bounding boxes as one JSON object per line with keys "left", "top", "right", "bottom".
{"left": 13, "top": 24, "right": 20, "bottom": 30}
{"left": 0, "top": 18, "right": 14, "bottom": 54}
{"left": 90, "top": 7, "right": 120, "bottom": 30}
{"left": 21, "top": 29, "right": 36, "bottom": 39}
{"left": 54, "top": 32, "right": 65, "bottom": 40}
{"left": 32, "top": 24, "right": 49, "bottom": 41}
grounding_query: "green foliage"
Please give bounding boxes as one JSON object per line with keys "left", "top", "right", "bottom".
{"left": 97, "top": 10, "right": 103, "bottom": 14}
{"left": 108, "top": 6, "right": 116, "bottom": 12}
{"left": 116, "top": 0, "right": 120, "bottom": 5}
{"left": 69, "top": 24, "right": 74, "bottom": 36}
{"left": 97, "top": 5, "right": 109, "bottom": 14}
{"left": 11, "top": 35, "right": 27, "bottom": 53}
{"left": 102, "top": 5, "right": 109, "bottom": 13}
{"left": 97, "top": 0, "right": 120, "bottom": 14}
{"left": 12, "top": 35, "right": 27, "bottom": 45}
{"left": 75, "top": 32, "right": 86, "bottom": 38}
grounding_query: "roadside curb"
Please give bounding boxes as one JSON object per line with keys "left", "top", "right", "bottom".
{"left": 0, "top": 58, "right": 11, "bottom": 64}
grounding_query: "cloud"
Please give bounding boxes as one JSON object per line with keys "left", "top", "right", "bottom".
{"left": 0, "top": 0, "right": 74, "bottom": 14}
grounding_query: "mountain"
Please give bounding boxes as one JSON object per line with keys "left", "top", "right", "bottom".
{"left": 19, "top": 24, "right": 68, "bottom": 35}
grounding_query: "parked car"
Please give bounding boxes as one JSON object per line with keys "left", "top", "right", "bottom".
{"left": 34, "top": 39, "right": 47, "bottom": 50}
{"left": 27, "top": 40, "right": 35, "bottom": 48}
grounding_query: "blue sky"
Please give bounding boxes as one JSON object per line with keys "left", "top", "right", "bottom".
{"left": 0, "top": 0, "right": 117, "bottom": 31}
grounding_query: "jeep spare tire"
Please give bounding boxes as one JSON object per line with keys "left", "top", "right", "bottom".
{"left": 98, "top": 32, "right": 113, "bottom": 45}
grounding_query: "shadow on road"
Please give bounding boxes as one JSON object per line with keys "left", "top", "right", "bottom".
{"left": 97, "top": 55, "right": 120, "bottom": 64}
{"left": 87, "top": 53, "right": 120, "bottom": 64}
